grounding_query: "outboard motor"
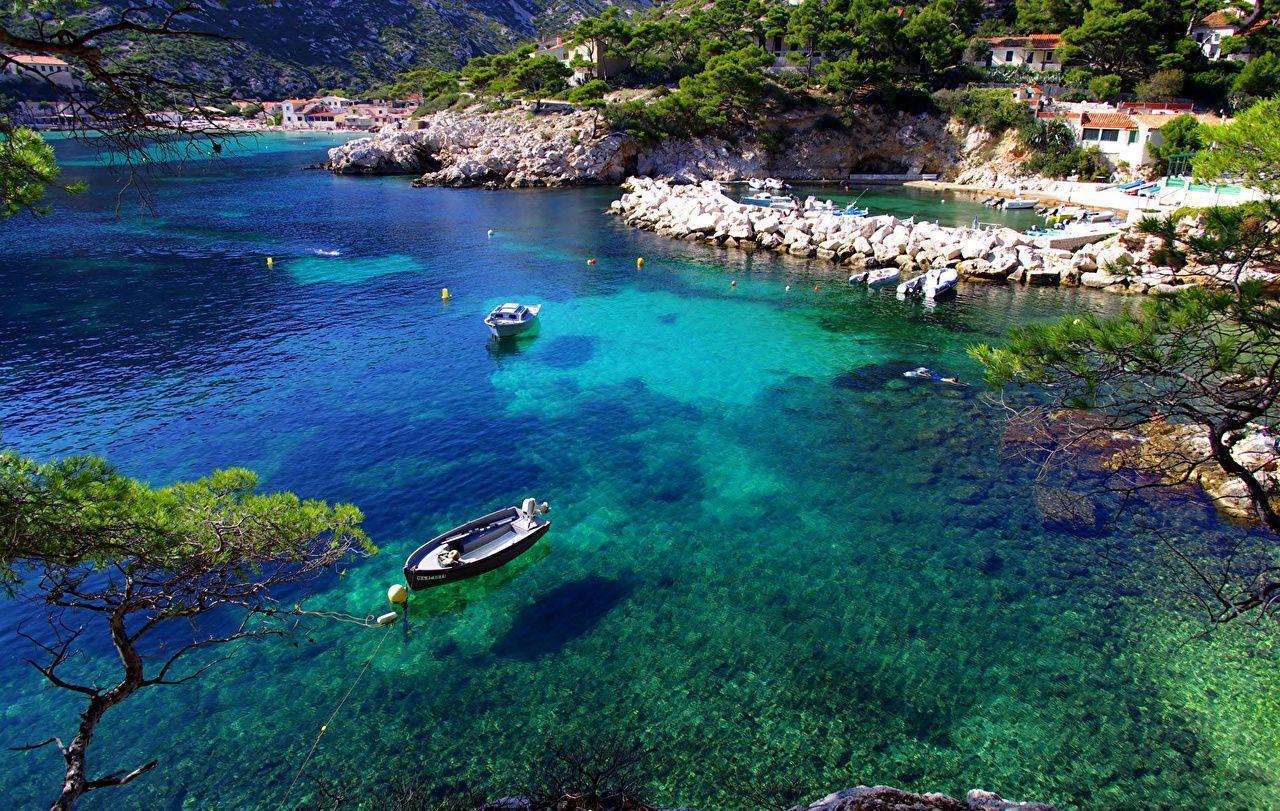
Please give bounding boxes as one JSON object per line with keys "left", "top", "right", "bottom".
{"left": 521, "top": 498, "right": 537, "bottom": 518}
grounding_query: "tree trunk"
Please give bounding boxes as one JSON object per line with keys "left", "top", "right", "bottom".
{"left": 1209, "top": 421, "right": 1280, "bottom": 533}
{"left": 52, "top": 609, "right": 145, "bottom": 810}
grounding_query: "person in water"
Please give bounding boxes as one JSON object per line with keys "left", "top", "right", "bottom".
{"left": 910, "top": 367, "right": 968, "bottom": 386}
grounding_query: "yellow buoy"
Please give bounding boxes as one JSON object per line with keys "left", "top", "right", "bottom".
{"left": 636, "top": 257, "right": 644, "bottom": 269}
{"left": 266, "top": 256, "right": 274, "bottom": 268}
{"left": 387, "top": 584, "right": 408, "bottom": 605}
{"left": 441, "top": 288, "right": 452, "bottom": 301}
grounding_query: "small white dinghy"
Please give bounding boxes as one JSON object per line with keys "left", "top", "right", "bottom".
{"left": 923, "top": 266, "right": 959, "bottom": 300}
{"left": 1003, "top": 198, "right": 1037, "bottom": 210}
{"left": 484, "top": 302, "right": 542, "bottom": 338}
{"left": 865, "top": 267, "right": 901, "bottom": 288}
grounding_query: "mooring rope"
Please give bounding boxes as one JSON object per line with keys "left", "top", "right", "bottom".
{"left": 279, "top": 623, "right": 394, "bottom": 809}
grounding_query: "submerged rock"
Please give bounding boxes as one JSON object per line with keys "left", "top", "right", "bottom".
{"left": 790, "top": 786, "right": 1059, "bottom": 811}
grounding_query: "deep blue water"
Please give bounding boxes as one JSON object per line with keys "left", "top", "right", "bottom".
{"left": 1, "top": 133, "right": 1278, "bottom": 810}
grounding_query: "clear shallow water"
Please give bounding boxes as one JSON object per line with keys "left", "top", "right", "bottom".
{"left": 1, "top": 135, "right": 1279, "bottom": 809}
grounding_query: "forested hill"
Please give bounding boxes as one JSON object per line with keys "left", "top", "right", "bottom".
{"left": 102, "top": 0, "right": 648, "bottom": 98}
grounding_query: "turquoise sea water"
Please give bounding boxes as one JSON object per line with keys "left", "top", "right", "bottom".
{"left": 1, "top": 133, "right": 1278, "bottom": 809}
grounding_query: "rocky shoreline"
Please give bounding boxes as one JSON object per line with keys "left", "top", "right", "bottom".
{"left": 325, "top": 104, "right": 974, "bottom": 189}
{"left": 608, "top": 177, "right": 1275, "bottom": 296}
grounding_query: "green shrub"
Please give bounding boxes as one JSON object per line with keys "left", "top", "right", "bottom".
{"left": 1024, "top": 145, "right": 1110, "bottom": 180}
{"left": 932, "top": 88, "right": 1034, "bottom": 134}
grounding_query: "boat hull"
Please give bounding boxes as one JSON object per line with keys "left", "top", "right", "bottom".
{"left": 486, "top": 317, "right": 539, "bottom": 338}
{"left": 403, "top": 520, "right": 550, "bottom": 590}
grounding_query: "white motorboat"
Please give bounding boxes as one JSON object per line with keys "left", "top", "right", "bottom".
{"left": 1003, "top": 198, "right": 1037, "bottom": 209}
{"left": 743, "top": 191, "right": 791, "bottom": 207}
{"left": 484, "top": 302, "right": 542, "bottom": 338}
{"left": 403, "top": 499, "right": 551, "bottom": 590}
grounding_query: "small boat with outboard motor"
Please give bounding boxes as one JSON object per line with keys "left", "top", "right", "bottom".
{"left": 484, "top": 302, "right": 542, "bottom": 338}
{"left": 404, "top": 498, "right": 551, "bottom": 590}
{"left": 897, "top": 266, "right": 958, "bottom": 301}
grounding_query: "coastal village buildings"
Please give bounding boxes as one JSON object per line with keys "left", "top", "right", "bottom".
{"left": 529, "top": 35, "right": 627, "bottom": 84}
{"left": 1, "top": 53, "right": 80, "bottom": 88}
{"left": 275, "top": 95, "right": 416, "bottom": 130}
{"left": 974, "top": 34, "right": 1063, "bottom": 71}
{"left": 1025, "top": 93, "right": 1226, "bottom": 170}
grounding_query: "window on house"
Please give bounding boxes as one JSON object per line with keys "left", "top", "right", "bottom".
{"left": 1128, "top": 131, "right": 1138, "bottom": 144}
{"left": 1005, "top": 50, "right": 1014, "bottom": 61}
{"left": 1082, "top": 128, "right": 1100, "bottom": 140}
{"left": 1100, "top": 129, "right": 1120, "bottom": 142}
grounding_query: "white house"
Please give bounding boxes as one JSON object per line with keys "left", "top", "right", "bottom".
{"left": 314, "top": 95, "right": 353, "bottom": 112}
{"left": 529, "top": 35, "right": 627, "bottom": 85}
{"left": 1055, "top": 111, "right": 1146, "bottom": 167}
{"left": 1191, "top": 1, "right": 1267, "bottom": 61}
{"left": 749, "top": 31, "right": 821, "bottom": 71}
{"left": 976, "top": 34, "right": 1063, "bottom": 72}
{"left": 279, "top": 99, "right": 309, "bottom": 128}
{"left": 2, "top": 53, "right": 80, "bottom": 88}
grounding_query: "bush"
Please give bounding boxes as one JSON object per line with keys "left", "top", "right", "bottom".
{"left": 1088, "top": 74, "right": 1122, "bottom": 101}
{"left": 932, "top": 88, "right": 1034, "bottom": 134}
{"left": 567, "top": 80, "right": 609, "bottom": 104}
{"left": 1135, "top": 69, "right": 1184, "bottom": 102}
{"left": 1024, "top": 145, "right": 1110, "bottom": 180}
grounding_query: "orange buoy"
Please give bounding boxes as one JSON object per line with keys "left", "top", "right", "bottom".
{"left": 731, "top": 280, "right": 737, "bottom": 287}
{"left": 587, "top": 258, "right": 596, "bottom": 265}
{"left": 813, "top": 284, "right": 820, "bottom": 292}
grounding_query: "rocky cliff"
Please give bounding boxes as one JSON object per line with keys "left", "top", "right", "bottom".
{"left": 328, "top": 107, "right": 638, "bottom": 187}
{"left": 327, "top": 103, "right": 971, "bottom": 187}
{"left": 97, "top": 0, "right": 647, "bottom": 98}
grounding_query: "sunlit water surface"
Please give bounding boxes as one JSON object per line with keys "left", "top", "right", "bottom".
{"left": 1, "top": 133, "right": 1277, "bottom": 809}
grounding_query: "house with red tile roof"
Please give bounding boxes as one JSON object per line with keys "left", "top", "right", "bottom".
{"left": 973, "top": 34, "right": 1063, "bottom": 72}
{"left": 1190, "top": 1, "right": 1269, "bottom": 61}
{"left": 2, "top": 53, "right": 81, "bottom": 89}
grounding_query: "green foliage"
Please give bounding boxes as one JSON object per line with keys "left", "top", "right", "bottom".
{"left": 0, "top": 452, "right": 372, "bottom": 583}
{"left": 932, "top": 87, "right": 1035, "bottom": 133}
{"left": 0, "top": 124, "right": 67, "bottom": 218}
{"left": 1024, "top": 143, "right": 1109, "bottom": 179}
{"left": 1232, "top": 52, "right": 1280, "bottom": 99}
{"left": 567, "top": 79, "right": 609, "bottom": 104}
{"left": 1059, "top": 0, "right": 1157, "bottom": 80}
{"left": 1019, "top": 118, "right": 1075, "bottom": 152}
{"left": 1088, "top": 73, "right": 1123, "bottom": 101}
{"left": 1148, "top": 114, "right": 1204, "bottom": 169}
{"left": 1194, "top": 98, "right": 1280, "bottom": 193}
{"left": 508, "top": 54, "right": 572, "bottom": 97}
{"left": 1135, "top": 68, "right": 1185, "bottom": 102}
{"left": 387, "top": 67, "right": 460, "bottom": 100}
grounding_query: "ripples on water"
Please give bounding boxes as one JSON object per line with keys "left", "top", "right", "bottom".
{"left": 0, "top": 134, "right": 1277, "bottom": 809}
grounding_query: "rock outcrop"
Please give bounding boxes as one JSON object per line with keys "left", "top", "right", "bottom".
{"left": 790, "top": 786, "right": 1059, "bottom": 811}
{"left": 473, "top": 786, "right": 1057, "bottom": 811}
{"left": 327, "top": 104, "right": 970, "bottom": 188}
{"left": 327, "top": 108, "right": 639, "bottom": 187}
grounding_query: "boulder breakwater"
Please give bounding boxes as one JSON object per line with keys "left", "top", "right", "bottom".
{"left": 609, "top": 178, "right": 1271, "bottom": 296}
